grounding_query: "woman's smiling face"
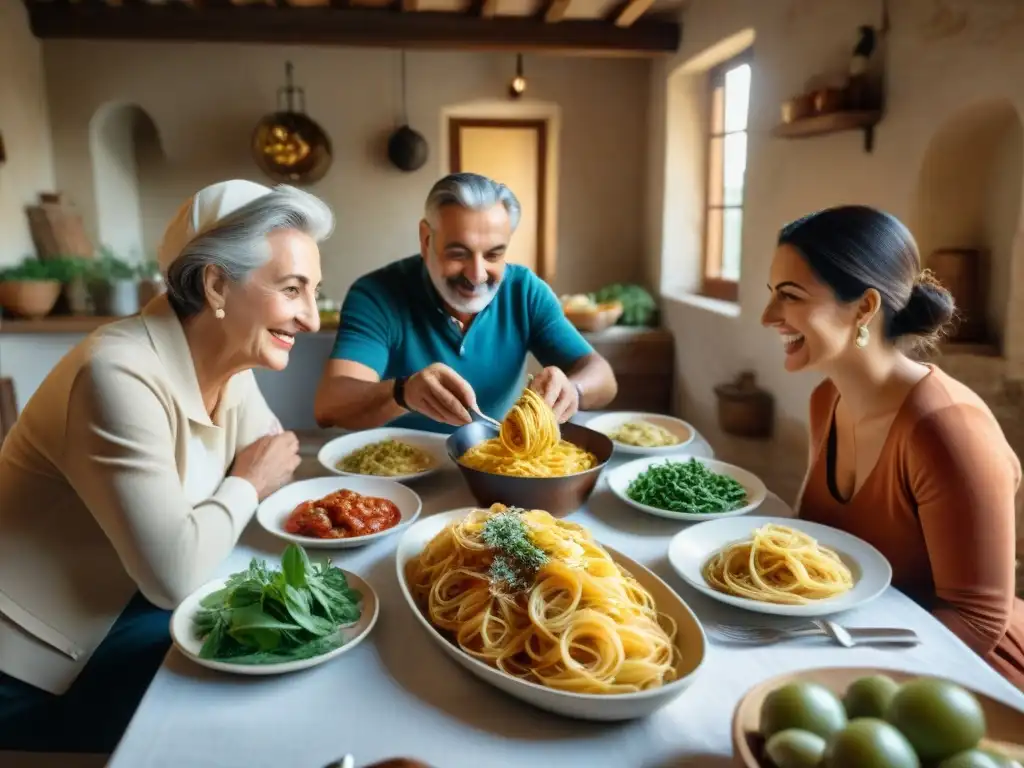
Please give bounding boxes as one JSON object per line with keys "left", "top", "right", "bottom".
{"left": 760, "top": 244, "right": 862, "bottom": 373}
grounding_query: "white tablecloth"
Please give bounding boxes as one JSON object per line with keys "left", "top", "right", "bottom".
{"left": 108, "top": 433, "right": 1024, "bottom": 768}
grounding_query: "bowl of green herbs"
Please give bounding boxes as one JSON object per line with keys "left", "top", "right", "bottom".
{"left": 169, "top": 543, "right": 378, "bottom": 675}
{"left": 607, "top": 454, "right": 766, "bottom": 522}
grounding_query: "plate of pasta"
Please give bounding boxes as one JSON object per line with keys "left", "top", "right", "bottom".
{"left": 257, "top": 476, "right": 423, "bottom": 549}
{"left": 396, "top": 504, "right": 708, "bottom": 721}
{"left": 585, "top": 411, "right": 696, "bottom": 455}
{"left": 318, "top": 427, "right": 450, "bottom": 483}
{"left": 667, "top": 516, "right": 891, "bottom": 617}
{"left": 607, "top": 454, "right": 767, "bottom": 521}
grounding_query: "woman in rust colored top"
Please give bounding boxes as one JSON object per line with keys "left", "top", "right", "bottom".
{"left": 761, "top": 205, "right": 1023, "bottom": 691}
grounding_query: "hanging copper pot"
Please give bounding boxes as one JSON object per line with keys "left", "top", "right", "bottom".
{"left": 252, "top": 62, "right": 332, "bottom": 185}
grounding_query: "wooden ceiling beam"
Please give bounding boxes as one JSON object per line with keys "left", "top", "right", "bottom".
{"left": 544, "top": 0, "right": 570, "bottom": 23}
{"left": 612, "top": 0, "right": 655, "bottom": 27}
{"left": 400, "top": 0, "right": 419, "bottom": 10}
{"left": 479, "top": 0, "right": 499, "bottom": 17}
{"left": 25, "top": 4, "right": 681, "bottom": 56}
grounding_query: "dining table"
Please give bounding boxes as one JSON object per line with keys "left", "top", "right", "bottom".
{"left": 108, "top": 421, "right": 1024, "bottom": 768}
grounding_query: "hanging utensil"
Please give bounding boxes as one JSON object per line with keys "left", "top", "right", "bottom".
{"left": 252, "top": 61, "right": 333, "bottom": 185}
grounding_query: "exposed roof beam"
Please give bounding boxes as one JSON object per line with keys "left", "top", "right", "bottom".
{"left": 613, "top": 0, "right": 655, "bottom": 27}
{"left": 401, "top": 0, "right": 419, "bottom": 10}
{"left": 26, "top": 4, "right": 681, "bottom": 56}
{"left": 479, "top": 0, "right": 499, "bottom": 17}
{"left": 544, "top": 0, "right": 571, "bottom": 23}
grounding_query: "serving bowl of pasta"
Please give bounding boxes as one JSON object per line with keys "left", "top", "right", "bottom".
{"left": 318, "top": 427, "right": 450, "bottom": 483}
{"left": 446, "top": 389, "right": 614, "bottom": 517}
{"left": 396, "top": 504, "right": 707, "bottom": 721}
{"left": 584, "top": 411, "right": 696, "bottom": 456}
{"left": 667, "top": 516, "right": 892, "bottom": 617}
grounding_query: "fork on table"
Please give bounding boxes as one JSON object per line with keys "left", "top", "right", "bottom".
{"left": 708, "top": 619, "right": 920, "bottom": 647}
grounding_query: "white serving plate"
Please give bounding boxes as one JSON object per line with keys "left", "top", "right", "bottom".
{"left": 395, "top": 507, "right": 707, "bottom": 721}
{"left": 318, "top": 427, "right": 450, "bottom": 483}
{"left": 668, "top": 515, "right": 893, "bottom": 618}
{"left": 170, "top": 569, "right": 378, "bottom": 676}
{"left": 256, "top": 476, "right": 422, "bottom": 549}
{"left": 584, "top": 411, "right": 696, "bottom": 456}
{"left": 607, "top": 454, "right": 767, "bottom": 522}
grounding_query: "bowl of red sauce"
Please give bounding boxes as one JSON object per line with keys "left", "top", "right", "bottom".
{"left": 256, "top": 476, "right": 423, "bottom": 549}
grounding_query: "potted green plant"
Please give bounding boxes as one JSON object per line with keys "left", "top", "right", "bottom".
{"left": 89, "top": 247, "right": 140, "bottom": 317}
{"left": 0, "top": 257, "right": 83, "bottom": 319}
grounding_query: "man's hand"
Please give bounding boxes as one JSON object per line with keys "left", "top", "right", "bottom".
{"left": 404, "top": 363, "right": 478, "bottom": 427}
{"left": 528, "top": 366, "right": 579, "bottom": 423}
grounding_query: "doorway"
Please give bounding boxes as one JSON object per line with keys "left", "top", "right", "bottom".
{"left": 448, "top": 118, "right": 548, "bottom": 280}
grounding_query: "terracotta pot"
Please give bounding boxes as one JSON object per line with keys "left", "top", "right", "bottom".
{"left": 0, "top": 280, "right": 63, "bottom": 319}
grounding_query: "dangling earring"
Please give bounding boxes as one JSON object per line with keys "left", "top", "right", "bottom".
{"left": 214, "top": 307, "right": 225, "bottom": 320}
{"left": 855, "top": 324, "right": 870, "bottom": 348}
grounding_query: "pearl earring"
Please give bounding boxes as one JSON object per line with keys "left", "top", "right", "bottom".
{"left": 214, "top": 308, "right": 225, "bottom": 320}
{"left": 855, "top": 324, "right": 870, "bottom": 348}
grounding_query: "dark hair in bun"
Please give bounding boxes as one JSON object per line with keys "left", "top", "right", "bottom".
{"left": 777, "top": 205, "right": 955, "bottom": 349}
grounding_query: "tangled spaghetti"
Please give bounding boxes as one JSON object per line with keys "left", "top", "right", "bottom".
{"left": 458, "top": 388, "right": 597, "bottom": 477}
{"left": 701, "top": 523, "right": 855, "bottom": 605}
{"left": 405, "top": 504, "right": 679, "bottom": 694}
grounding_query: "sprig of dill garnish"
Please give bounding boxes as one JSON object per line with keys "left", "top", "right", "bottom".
{"left": 481, "top": 508, "right": 548, "bottom": 591}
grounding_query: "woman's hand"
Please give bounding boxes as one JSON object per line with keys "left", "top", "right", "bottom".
{"left": 230, "top": 431, "right": 301, "bottom": 499}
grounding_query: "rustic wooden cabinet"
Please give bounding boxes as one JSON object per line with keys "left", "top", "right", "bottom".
{"left": 582, "top": 326, "right": 674, "bottom": 413}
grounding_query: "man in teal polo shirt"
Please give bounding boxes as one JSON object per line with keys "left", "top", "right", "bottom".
{"left": 314, "top": 172, "right": 617, "bottom": 433}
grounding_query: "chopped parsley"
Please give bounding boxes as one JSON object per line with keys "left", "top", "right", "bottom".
{"left": 481, "top": 508, "right": 548, "bottom": 591}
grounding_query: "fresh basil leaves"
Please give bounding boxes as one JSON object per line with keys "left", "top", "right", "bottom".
{"left": 193, "top": 544, "right": 362, "bottom": 665}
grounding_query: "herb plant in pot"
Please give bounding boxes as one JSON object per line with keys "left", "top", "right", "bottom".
{"left": 89, "top": 248, "right": 141, "bottom": 317}
{"left": 0, "top": 257, "right": 81, "bottom": 319}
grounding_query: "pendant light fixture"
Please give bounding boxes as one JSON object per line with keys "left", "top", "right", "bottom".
{"left": 386, "top": 50, "right": 429, "bottom": 172}
{"left": 508, "top": 53, "right": 526, "bottom": 99}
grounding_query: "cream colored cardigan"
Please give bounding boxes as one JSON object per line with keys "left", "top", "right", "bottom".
{"left": 0, "top": 296, "right": 279, "bottom": 694}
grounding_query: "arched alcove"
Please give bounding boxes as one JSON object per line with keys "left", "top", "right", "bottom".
{"left": 913, "top": 99, "right": 1024, "bottom": 353}
{"left": 88, "top": 102, "right": 165, "bottom": 262}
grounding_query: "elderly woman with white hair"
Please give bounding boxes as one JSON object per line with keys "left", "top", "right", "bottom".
{"left": 0, "top": 179, "right": 334, "bottom": 753}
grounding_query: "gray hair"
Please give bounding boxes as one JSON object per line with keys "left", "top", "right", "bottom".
{"left": 166, "top": 184, "right": 334, "bottom": 317}
{"left": 424, "top": 172, "right": 521, "bottom": 232}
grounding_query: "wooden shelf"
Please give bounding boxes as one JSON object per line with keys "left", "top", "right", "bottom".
{"left": 772, "top": 110, "right": 883, "bottom": 152}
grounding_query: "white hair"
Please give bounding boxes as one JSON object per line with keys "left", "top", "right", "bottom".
{"left": 424, "top": 172, "right": 521, "bottom": 232}
{"left": 166, "top": 185, "right": 334, "bottom": 317}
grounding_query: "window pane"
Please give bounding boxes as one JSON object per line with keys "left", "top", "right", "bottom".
{"left": 723, "top": 131, "right": 747, "bottom": 206}
{"left": 721, "top": 208, "right": 743, "bottom": 282}
{"left": 724, "top": 63, "right": 751, "bottom": 133}
{"left": 705, "top": 208, "right": 723, "bottom": 277}
{"left": 708, "top": 137, "right": 724, "bottom": 206}
{"left": 711, "top": 85, "right": 724, "bottom": 135}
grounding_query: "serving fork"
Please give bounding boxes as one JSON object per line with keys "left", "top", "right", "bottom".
{"left": 708, "top": 619, "right": 920, "bottom": 647}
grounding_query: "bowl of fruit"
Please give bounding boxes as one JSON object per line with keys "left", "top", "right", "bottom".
{"left": 733, "top": 667, "right": 1024, "bottom": 768}
{"left": 559, "top": 293, "right": 623, "bottom": 333}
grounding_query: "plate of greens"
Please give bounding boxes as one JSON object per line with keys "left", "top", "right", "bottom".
{"left": 606, "top": 454, "right": 766, "bottom": 521}
{"left": 170, "top": 544, "right": 378, "bottom": 675}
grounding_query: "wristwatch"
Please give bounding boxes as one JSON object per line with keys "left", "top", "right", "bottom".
{"left": 393, "top": 376, "right": 409, "bottom": 410}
